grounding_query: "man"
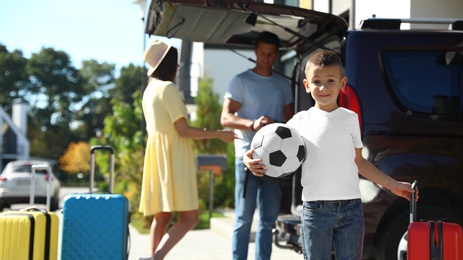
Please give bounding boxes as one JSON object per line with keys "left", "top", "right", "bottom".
{"left": 221, "top": 31, "right": 294, "bottom": 260}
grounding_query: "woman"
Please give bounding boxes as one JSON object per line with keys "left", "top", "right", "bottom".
{"left": 139, "top": 40, "right": 235, "bottom": 260}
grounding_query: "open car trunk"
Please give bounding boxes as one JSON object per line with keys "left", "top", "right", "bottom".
{"left": 145, "top": 0, "right": 347, "bottom": 51}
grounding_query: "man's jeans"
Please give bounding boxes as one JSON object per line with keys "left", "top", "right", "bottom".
{"left": 301, "top": 199, "right": 364, "bottom": 260}
{"left": 232, "top": 159, "right": 282, "bottom": 260}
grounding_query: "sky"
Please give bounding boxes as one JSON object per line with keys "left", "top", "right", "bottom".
{"left": 0, "top": 0, "right": 177, "bottom": 72}
{"left": 0, "top": 0, "right": 409, "bottom": 74}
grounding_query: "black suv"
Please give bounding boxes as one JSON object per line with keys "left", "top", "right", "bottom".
{"left": 145, "top": 1, "right": 463, "bottom": 259}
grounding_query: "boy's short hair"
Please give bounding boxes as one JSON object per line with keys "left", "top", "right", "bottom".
{"left": 255, "top": 31, "right": 280, "bottom": 49}
{"left": 305, "top": 50, "right": 344, "bottom": 76}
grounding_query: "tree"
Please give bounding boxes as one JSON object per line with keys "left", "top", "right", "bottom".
{"left": 192, "top": 75, "right": 236, "bottom": 209}
{"left": 109, "top": 64, "right": 143, "bottom": 105}
{"left": 0, "top": 44, "right": 29, "bottom": 112}
{"left": 73, "top": 60, "right": 115, "bottom": 140}
{"left": 59, "top": 141, "right": 91, "bottom": 174}
{"left": 80, "top": 59, "right": 115, "bottom": 94}
{"left": 23, "top": 48, "right": 85, "bottom": 160}
{"left": 192, "top": 76, "right": 228, "bottom": 154}
{"left": 27, "top": 47, "right": 84, "bottom": 129}
{"left": 24, "top": 48, "right": 119, "bottom": 160}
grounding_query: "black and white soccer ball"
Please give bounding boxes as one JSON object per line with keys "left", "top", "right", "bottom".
{"left": 251, "top": 123, "right": 306, "bottom": 178}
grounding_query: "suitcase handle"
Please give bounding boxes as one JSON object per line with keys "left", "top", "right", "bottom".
{"left": 91, "top": 145, "right": 114, "bottom": 154}
{"left": 90, "top": 145, "right": 115, "bottom": 193}
{"left": 409, "top": 180, "right": 418, "bottom": 223}
{"left": 30, "top": 164, "right": 52, "bottom": 211}
{"left": 20, "top": 206, "right": 48, "bottom": 214}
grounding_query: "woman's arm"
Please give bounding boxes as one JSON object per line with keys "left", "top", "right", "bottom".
{"left": 174, "top": 117, "right": 236, "bottom": 142}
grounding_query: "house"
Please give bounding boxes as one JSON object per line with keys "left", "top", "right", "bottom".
{"left": 0, "top": 99, "right": 29, "bottom": 171}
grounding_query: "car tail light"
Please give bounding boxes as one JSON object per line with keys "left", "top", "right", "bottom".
{"left": 339, "top": 85, "right": 363, "bottom": 133}
{"left": 0, "top": 175, "right": 7, "bottom": 182}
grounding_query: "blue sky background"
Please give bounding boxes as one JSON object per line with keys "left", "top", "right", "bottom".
{"left": 0, "top": 0, "right": 176, "bottom": 72}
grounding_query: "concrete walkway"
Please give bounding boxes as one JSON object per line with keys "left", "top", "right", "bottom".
{"left": 129, "top": 209, "right": 302, "bottom": 260}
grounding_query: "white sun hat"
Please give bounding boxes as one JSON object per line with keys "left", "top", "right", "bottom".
{"left": 144, "top": 40, "right": 172, "bottom": 76}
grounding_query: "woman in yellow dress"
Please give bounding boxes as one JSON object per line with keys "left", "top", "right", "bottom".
{"left": 139, "top": 40, "right": 235, "bottom": 260}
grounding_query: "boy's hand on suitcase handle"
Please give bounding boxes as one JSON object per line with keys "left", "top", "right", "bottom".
{"left": 390, "top": 181, "right": 419, "bottom": 201}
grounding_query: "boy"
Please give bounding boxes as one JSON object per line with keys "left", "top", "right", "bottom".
{"left": 244, "top": 49, "right": 416, "bottom": 259}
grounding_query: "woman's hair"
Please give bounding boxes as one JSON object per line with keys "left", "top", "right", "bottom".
{"left": 151, "top": 46, "right": 178, "bottom": 81}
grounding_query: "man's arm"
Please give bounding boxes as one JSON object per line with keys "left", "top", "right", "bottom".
{"left": 283, "top": 103, "right": 295, "bottom": 123}
{"left": 221, "top": 98, "right": 254, "bottom": 130}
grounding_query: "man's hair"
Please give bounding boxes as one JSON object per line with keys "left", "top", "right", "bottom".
{"left": 151, "top": 46, "right": 178, "bottom": 81}
{"left": 305, "top": 50, "right": 343, "bottom": 75}
{"left": 255, "top": 31, "right": 280, "bottom": 49}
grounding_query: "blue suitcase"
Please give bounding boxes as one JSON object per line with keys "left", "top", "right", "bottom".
{"left": 60, "top": 145, "right": 130, "bottom": 260}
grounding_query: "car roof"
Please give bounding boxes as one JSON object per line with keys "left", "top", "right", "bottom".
{"left": 6, "top": 160, "right": 51, "bottom": 166}
{"left": 3, "top": 160, "right": 52, "bottom": 173}
{"left": 145, "top": 0, "right": 348, "bottom": 52}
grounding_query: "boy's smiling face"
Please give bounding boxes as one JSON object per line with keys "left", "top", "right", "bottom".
{"left": 303, "top": 64, "right": 347, "bottom": 112}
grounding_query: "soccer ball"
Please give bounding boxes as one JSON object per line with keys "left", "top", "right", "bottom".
{"left": 251, "top": 123, "right": 306, "bottom": 178}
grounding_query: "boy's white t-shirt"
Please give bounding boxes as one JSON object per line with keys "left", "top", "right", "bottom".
{"left": 287, "top": 107, "right": 363, "bottom": 202}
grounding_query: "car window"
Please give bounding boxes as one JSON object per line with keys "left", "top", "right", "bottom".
{"left": 381, "top": 50, "right": 461, "bottom": 116}
{"left": 10, "top": 165, "right": 47, "bottom": 174}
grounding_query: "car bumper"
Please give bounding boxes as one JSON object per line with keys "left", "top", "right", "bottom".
{"left": 274, "top": 214, "right": 302, "bottom": 253}
{"left": 0, "top": 195, "right": 48, "bottom": 205}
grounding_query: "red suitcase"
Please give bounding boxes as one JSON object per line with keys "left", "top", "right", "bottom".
{"left": 408, "top": 181, "right": 463, "bottom": 260}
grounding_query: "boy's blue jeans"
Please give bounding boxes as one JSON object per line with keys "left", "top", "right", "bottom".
{"left": 232, "top": 159, "right": 281, "bottom": 260}
{"left": 301, "top": 199, "right": 364, "bottom": 260}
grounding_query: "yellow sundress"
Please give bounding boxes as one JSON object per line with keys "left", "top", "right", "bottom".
{"left": 139, "top": 79, "right": 198, "bottom": 216}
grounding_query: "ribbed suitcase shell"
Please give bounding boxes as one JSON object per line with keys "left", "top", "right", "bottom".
{"left": 407, "top": 181, "right": 463, "bottom": 260}
{"left": 60, "top": 145, "right": 129, "bottom": 260}
{"left": 408, "top": 221, "right": 463, "bottom": 260}
{"left": 0, "top": 209, "right": 59, "bottom": 260}
{"left": 60, "top": 194, "right": 129, "bottom": 259}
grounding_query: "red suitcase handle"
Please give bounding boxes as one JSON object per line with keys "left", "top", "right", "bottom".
{"left": 410, "top": 180, "right": 418, "bottom": 223}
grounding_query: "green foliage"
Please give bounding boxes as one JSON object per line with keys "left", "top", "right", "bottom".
{"left": 212, "top": 143, "right": 236, "bottom": 208}
{"left": 80, "top": 60, "right": 115, "bottom": 94}
{"left": 0, "top": 44, "right": 29, "bottom": 112}
{"left": 192, "top": 76, "right": 227, "bottom": 154}
{"left": 73, "top": 60, "right": 116, "bottom": 140}
{"left": 109, "top": 64, "right": 143, "bottom": 105}
{"left": 27, "top": 47, "right": 84, "bottom": 129}
{"left": 192, "top": 75, "right": 236, "bottom": 210}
